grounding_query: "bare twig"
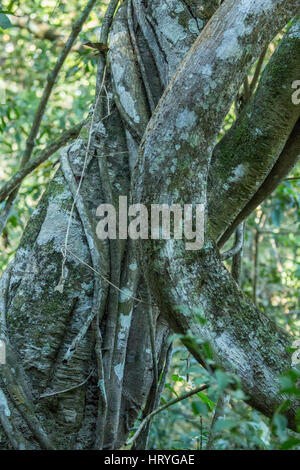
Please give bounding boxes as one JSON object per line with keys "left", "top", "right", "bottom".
{"left": 39, "top": 368, "right": 94, "bottom": 399}
{"left": 231, "top": 223, "right": 245, "bottom": 283}
{"left": 243, "top": 76, "right": 250, "bottom": 103}
{"left": 65, "top": 248, "right": 146, "bottom": 305}
{"left": 147, "top": 291, "right": 158, "bottom": 392}
{"left": 94, "top": 314, "right": 107, "bottom": 450}
{"left": 132, "top": 336, "right": 173, "bottom": 450}
{"left": 205, "top": 393, "right": 226, "bottom": 450}
{"left": 252, "top": 213, "right": 266, "bottom": 303}
{"left": 221, "top": 223, "right": 244, "bottom": 260}
{"left": 0, "top": 120, "right": 86, "bottom": 203}
{"left": 59, "top": 147, "right": 108, "bottom": 361}
{"left": 96, "top": 0, "right": 120, "bottom": 95}
{"left": 127, "top": 0, "right": 155, "bottom": 113}
{"left": 285, "top": 176, "right": 300, "bottom": 181}
{"left": 126, "top": 384, "right": 209, "bottom": 448}
{"left": 20, "top": 0, "right": 97, "bottom": 169}
{"left": 249, "top": 47, "right": 267, "bottom": 95}
{"left": 0, "top": 0, "right": 98, "bottom": 236}
{"left": 10, "top": 15, "right": 62, "bottom": 41}
{"left": 95, "top": 1, "right": 123, "bottom": 400}
{"left": 10, "top": 15, "right": 88, "bottom": 54}
{"left": 252, "top": 229, "right": 300, "bottom": 235}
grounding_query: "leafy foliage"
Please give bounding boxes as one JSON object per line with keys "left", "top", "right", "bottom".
{"left": 0, "top": 0, "right": 103, "bottom": 267}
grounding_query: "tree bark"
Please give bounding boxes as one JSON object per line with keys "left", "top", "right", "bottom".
{"left": 0, "top": 0, "right": 299, "bottom": 450}
{"left": 132, "top": 0, "right": 300, "bottom": 431}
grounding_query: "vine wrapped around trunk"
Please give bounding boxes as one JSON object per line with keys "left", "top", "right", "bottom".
{"left": 0, "top": 0, "right": 300, "bottom": 450}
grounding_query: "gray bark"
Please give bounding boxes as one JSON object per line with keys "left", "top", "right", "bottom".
{"left": 208, "top": 15, "right": 300, "bottom": 244}
{"left": 0, "top": 0, "right": 299, "bottom": 450}
{"left": 132, "top": 0, "right": 300, "bottom": 431}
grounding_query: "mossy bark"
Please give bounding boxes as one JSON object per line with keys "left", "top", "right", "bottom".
{"left": 208, "top": 15, "right": 300, "bottom": 243}
{"left": 0, "top": 0, "right": 299, "bottom": 450}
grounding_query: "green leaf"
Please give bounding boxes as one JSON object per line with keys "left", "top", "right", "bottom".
{"left": 165, "top": 383, "right": 178, "bottom": 397}
{"left": 191, "top": 402, "right": 202, "bottom": 416}
{"left": 279, "top": 438, "right": 300, "bottom": 450}
{"left": 192, "top": 400, "right": 208, "bottom": 417}
{"left": 0, "top": 13, "right": 12, "bottom": 30}
{"left": 197, "top": 391, "right": 215, "bottom": 411}
{"left": 7, "top": 215, "right": 18, "bottom": 228}
{"left": 171, "top": 374, "right": 184, "bottom": 383}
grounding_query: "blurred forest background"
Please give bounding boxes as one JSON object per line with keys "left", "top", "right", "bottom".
{"left": 0, "top": 0, "right": 299, "bottom": 450}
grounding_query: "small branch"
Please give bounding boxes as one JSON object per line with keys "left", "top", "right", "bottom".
{"left": 252, "top": 213, "right": 266, "bottom": 304}
{"left": 132, "top": 336, "right": 173, "bottom": 450}
{"left": 218, "top": 120, "right": 300, "bottom": 247}
{"left": 243, "top": 76, "right": 250, "bottom": 103}
{"left": 20, "top": 0, "right": 97, "bottom": 169}
{"left": 127, "top": 0, "right": 155, "bottom": 113}
{"left": 39, "top": 368, "right": 94, "bottom": 399}
{"left": 95, "top": 3, "right": 123, "bottom": 397}
{"left": 0, "top": 120, "right": 86, "bottom": 203}
{"left": 65, "top": 248, "right": 146, "bottom": 305}
{"left": 126, "top": 384, "right": 208, "bottom": 448}
{"left": 253, "top": 229, "right": 260, "bottom": 305}
{"left": 205, "top": 393, "right": 226, "bottom": 450}
{"left": 60, "top": 144, "right": 109, "bottom": 361}
{"left": 160, "top": 341, "right": 173, "bottom": 399}
{"left": 231, "top": 223, "right": 245, "bottom": 285}
{"left": 253, "top": 229, "right": 300, "bottom": 235}
{"left": 94, "top": 314, "right": 108, "bottom": 450}
{"left": 236, "top": 47, "right": 267, "bottom": 116}
{"left": 221, "top": 223, "right": 244, "bottom": 260}
{"left": 94, "top": 4, "right": 128, "bottom": 423}
{"left": 10, "top": 15, "right": 88, "bottom": 54}
{"left": 0, "top": 0, "right": 98, "bottom": 236}
{"left": 147, "top": 291, "right": 158, "bottom": 392}
{"left": 58, "top": 67, "right": 109, "bottom": 296}
{"left": 96, "top": 0, "right": 120, "bottom": 95}
{"left": 249, "top": 47, "right": 267, "bottom": 95}
{"left": 285, "top": 176, "right": 300, "bottom": 181}
{"left": 10, "top": 15, "right": 63, "bottom": 41}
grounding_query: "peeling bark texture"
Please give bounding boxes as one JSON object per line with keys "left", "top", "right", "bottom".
{"left": 1, "top": 0, "right": 300, "bottom": 450}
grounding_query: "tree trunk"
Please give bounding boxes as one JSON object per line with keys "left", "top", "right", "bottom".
{"left": 0, "top": 0, "right": 299, "bottom": 450}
